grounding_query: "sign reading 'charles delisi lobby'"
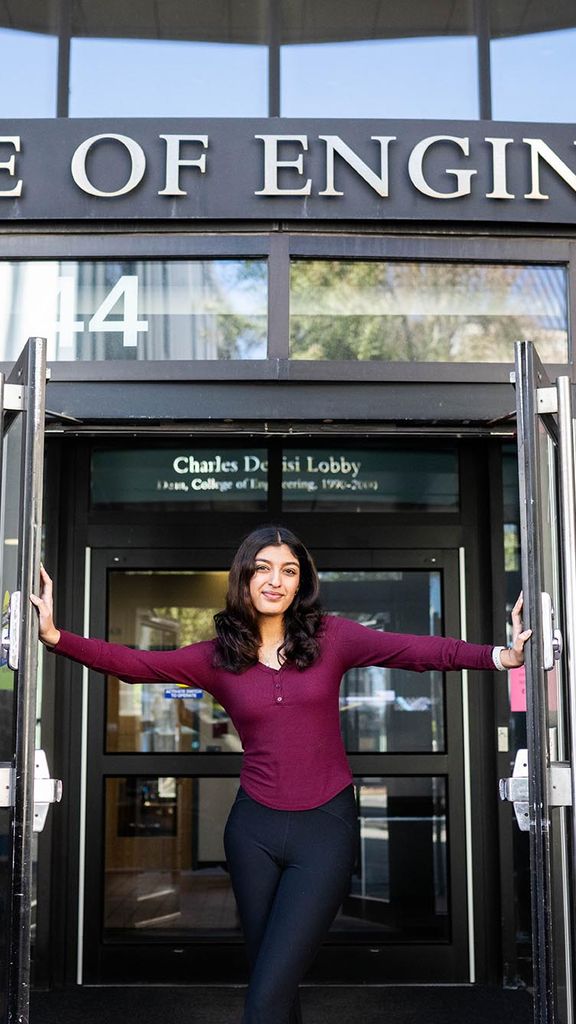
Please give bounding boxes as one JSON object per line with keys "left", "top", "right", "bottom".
{"left": 3, "top": 119, "right": 576, "bottom": 223}
{"left": 91, "top": 448, "right": 459, "bottom": 511}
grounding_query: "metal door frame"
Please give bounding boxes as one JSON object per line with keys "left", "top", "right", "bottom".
{"left": 0, "top": 338, "right": 48, "bottom": 1024}
{"left": 513, "top": 340, "right": 576, "bottom": 1024}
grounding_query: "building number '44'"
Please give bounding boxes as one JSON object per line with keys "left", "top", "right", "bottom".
{"left": 54, "top": 275, "right": 149, "bottom": 349}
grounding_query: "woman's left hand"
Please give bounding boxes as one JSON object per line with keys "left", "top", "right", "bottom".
{"left": 501, "top": 593, "right": 532, "bottom": 669}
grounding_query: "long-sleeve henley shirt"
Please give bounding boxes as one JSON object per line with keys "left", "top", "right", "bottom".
{"left": 52, "top": 615, "right": 496, "bottom": 810}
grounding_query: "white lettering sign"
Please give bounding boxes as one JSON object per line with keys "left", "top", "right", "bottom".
{"left": 7, "top": 125, "right": 576, "bottom": 213}
{"left": 254, "top": 135, "right": 312, "bottom": 196}
{"left": 485, "top": 137, "right": 515, "bottom": 200}
{"left": 0, "top": 136, "right": 22, "bottom": 198}
{"left": 408, "top": 135, "right": 476, "bottom": 199}
{"left": 318, "top": 135, "right": 396, "bottom": 198}
{"left": 523, "top": 138, "right": 576, "bottom": 200}
{"left": 158, "top": 135, "right": 208, "bottom": 196}
{"left": 71, "top": 133, "right": 146, "bottom": 197}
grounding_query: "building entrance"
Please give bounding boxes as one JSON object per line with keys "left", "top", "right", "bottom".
{"left": 80, "top": 545, "right": 477, "bottom": 984}
{"left": 46, "top": 432, "right": 503, "bottom": 986}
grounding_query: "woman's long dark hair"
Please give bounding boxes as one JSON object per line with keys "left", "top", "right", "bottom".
{"left": 213, "top": 525, "right": 323, "bottom": 673}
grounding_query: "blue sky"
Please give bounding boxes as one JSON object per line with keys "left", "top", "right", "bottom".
{"left": 1, "top": 25, "right": 576, "bottom": 122}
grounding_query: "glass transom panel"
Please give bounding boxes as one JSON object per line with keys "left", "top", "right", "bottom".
{"left": 0, "top": 260, "right": 267, "bottom": 361}
{"left": 289, "top": 260, "right": 568, "bottom": 363}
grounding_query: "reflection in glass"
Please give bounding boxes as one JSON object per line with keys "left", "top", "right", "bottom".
{"left": 107, "top": 567, "right": 446, "bottom": 755}
{"left": 501, "top": 445, "right": 531, "bottom": 966}
{"left": 537, "top": 424, "right": 562, "bottom": 742}
{"left": 0, "top": 417, "right": 24, "bottom": 1021}
{"left": 280, "top": 0, "right": 478, "bottom": 118}
{"left": 0, "top": 26, "right": 57, "bottom": 117}
{"left": 290, "top": 261, "right": 568, "bottom": 363}
{"left": 104, "top": 777, "right": 241, "bottom": 934}
{"left": 70, "top": 38, "right": 268, "bottom": 117}
{"left": 0, "top": 260, "right": 267, "bottom": 361}
{"left": 320, "top": 571, "right": 445, "bottom": 753}
{"left": 107, "top": 565, "right": 446, "bottom": 757}
{"left": 104, "top": 775, "right": 448, "bottom": 941}
{"left": 106, "top": 571, "right": 239, "bottom": 754}
{"left": 341, "top": 777, "right": 448, "bottom": 939}
{"left": 282, "top": 447, "right": 459, "bottom": 512}
{"left": 491, "top": 5, "right": 576, "bottom": 122}
{"left": 69, "top": 0, "right": 268, "bottom": 117}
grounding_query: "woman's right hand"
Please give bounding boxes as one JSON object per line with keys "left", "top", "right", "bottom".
{"left": 30, "top": 565, "right": 61, "bottom": 647}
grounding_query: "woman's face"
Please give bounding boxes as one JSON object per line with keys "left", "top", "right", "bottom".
{"left": 249, "top": 543, "right": 301, "bottom": 619}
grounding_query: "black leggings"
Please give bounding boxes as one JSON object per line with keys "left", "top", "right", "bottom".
{"left": 223, "top": 783, "right": 359, "bottom": 1024}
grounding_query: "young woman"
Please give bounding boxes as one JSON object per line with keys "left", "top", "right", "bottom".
{"left": 31, "top": 525, "right": 530, "bottom": 1024}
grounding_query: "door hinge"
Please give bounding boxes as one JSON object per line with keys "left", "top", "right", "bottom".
{"left": 0, "top": 750, "right": 63, "bottom": 832}
{"left": 548, "top": 762, "right": 572, "bottom": 807}
{"left": 2, "top": 384, "right": 25, "bottom": 411}
{"left": 536, "top": 386, "right": 558, "bottom": 414}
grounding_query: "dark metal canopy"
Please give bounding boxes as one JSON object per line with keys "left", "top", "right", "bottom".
{"left": 2, "top": 0, "right": 575, "bottom": 42}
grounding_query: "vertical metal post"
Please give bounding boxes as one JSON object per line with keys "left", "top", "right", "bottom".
{"left": 515, "top": 340, "right": 554, "bottom": 1023}
{"left": 556, "top": 376, "right": 576, "bottom": 992}
{"left": 268, "top": 0, "right": 280, "bottom": 117}
{"left": 7, "top": 338, "right": 47, "bottom": 1024}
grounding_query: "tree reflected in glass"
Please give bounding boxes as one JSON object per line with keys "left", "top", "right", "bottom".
{"left": 290, "top": 260, "right": 568, "bottom": 362}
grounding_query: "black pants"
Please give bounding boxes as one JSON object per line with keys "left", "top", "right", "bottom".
{"left": 223, "top": 783, "right": 358, "bottom": 1024}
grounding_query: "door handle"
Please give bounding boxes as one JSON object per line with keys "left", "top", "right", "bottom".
{"left": 541, "top": 591, "right": 563, "bottom": 671}
{"left": 499, "top": 749, "right": 530, "bottom": 831}
{"left": 0, "top": 749, "right": 62, "bottom": 832}
{"left": 500, "top": 749, "right": 573, "bottom": 832}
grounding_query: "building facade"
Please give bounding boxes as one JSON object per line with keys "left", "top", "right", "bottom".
{"left": 2, "top": 0, "right": 576, "bottom": 999}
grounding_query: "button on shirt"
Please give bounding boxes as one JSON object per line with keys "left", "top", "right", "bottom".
{"left": 52, "top": 615, "right": 496, "bottom": 811}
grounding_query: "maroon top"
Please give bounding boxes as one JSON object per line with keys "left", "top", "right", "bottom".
{"left": 52, "top": 615, "right": 496, "bottom": 810}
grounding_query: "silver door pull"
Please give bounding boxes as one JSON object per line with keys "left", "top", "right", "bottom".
{"left": 499, "top": 749, "right": 530, "bottom": 831}
{"left": 541, "top": 592, "right": 563, "bottom": 671}
{"left": 0, "top": 749, "right": 62, "bottom": 832}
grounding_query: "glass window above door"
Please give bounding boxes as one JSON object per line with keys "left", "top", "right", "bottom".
{"left": 290, "top": 260, "right": 568, "bottom": 363}
{"left": 0, "top": 260, "right": 267, "bottom": 361}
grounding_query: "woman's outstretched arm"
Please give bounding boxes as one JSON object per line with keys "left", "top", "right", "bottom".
{"left": 331, "top": 594, "right": 531, "bottom": 674}
{"left": 30, "top": 565, "right": 214, "bottom": 688}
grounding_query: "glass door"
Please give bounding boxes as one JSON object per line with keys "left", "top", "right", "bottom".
{"left": 0, "top": 338, "right": 49, "bottom": 1024}
{"left": 82, "top": 545, "right": 477, "bottom": 985}
{"left": 509, "top": 340, "right": 576, "bottom": 1024}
